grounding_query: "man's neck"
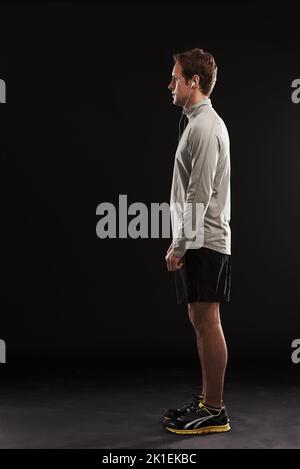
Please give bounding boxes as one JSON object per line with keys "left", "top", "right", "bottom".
{"left": 183, "top": 93, "right": 208, "bottom": 111}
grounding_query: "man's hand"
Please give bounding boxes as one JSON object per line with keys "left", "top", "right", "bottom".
{"left": 165, "top": 246, "right": 184, "bottom": 272}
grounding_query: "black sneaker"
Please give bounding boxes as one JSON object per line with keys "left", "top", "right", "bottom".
{"left": 163, "top": 401, "right": 231, "bottom": 435}
{"left": 162, "top": 393, "right": 203, "bottom": 421}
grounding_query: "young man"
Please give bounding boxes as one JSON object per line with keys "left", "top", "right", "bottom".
{"left": 163, "top": 48, "right": 231, "bottom": 435}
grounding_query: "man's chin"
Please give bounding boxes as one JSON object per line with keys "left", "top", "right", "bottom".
{"left": 173, "top": 98, "right": 182, "bottom": 107}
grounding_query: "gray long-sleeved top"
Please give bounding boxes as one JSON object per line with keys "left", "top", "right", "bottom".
{"left": 170, "top": 98, "right": 231, "bottom": 258}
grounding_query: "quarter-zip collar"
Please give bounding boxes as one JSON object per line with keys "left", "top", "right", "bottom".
{"left": 183, "top": 97, "right": 212, "bottom": 119}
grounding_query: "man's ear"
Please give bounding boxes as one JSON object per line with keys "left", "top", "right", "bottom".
{"left": 192, "top": 75, "right": 200, "bottom": 89}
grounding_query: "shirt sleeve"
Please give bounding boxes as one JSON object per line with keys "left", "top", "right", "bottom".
{"left": 172, "top": 118, "right": 219, "bottom": 258}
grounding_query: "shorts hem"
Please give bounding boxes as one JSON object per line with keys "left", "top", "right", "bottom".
{"left": 177, "top": 296, "right": 230, "bottom": 305}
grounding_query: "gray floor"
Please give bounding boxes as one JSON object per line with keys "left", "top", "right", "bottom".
{"left": 0, "top": 366, "right": 299, "bottom": 449}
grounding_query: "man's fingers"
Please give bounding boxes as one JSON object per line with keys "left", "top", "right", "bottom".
{"left": 165, "top": 252, "right": 183, "bottom": 272}
{"left": 171, "top": 258, "right": 181, "bottom": 271}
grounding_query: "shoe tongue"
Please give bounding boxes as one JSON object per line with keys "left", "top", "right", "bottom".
{"left": 200, "top": 402, "right": 221, "bottom": 415}
{"left": 198, "top": 402, "right": 206, "bottom": 411}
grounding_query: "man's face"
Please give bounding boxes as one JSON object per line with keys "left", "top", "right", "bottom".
{"left": 168, "top": 61, "right": 191, "bottom": 107}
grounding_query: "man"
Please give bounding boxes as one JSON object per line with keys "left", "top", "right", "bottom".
{"left": 163, "top": 48, "right": 231, "bottom": 435}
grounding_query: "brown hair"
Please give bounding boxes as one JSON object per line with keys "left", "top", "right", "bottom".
{"left": 173, "top": 48, "right": 217, "bottom": 96}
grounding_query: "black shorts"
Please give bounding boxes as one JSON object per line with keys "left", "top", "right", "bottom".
{"left": 174, "top": 246, "right": 231, "bottom": 304}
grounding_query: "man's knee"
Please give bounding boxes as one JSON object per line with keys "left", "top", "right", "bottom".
{"left": 188, "top": 302, "right": 220, "bottom": 332}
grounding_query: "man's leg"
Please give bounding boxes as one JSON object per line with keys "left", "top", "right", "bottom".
{"left": 188, "top": 304, "right": 205, "bottom": 397}
{"left": 188, "top": 301, "right": 228, "bottom": 408}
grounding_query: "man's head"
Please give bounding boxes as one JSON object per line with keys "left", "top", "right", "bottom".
{"left": 168, "top": 48, "right": 217, "bottom": 109}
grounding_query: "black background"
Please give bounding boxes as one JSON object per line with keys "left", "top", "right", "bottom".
{"left": 1, "top": 1, "right": 299, "bottom": 375}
